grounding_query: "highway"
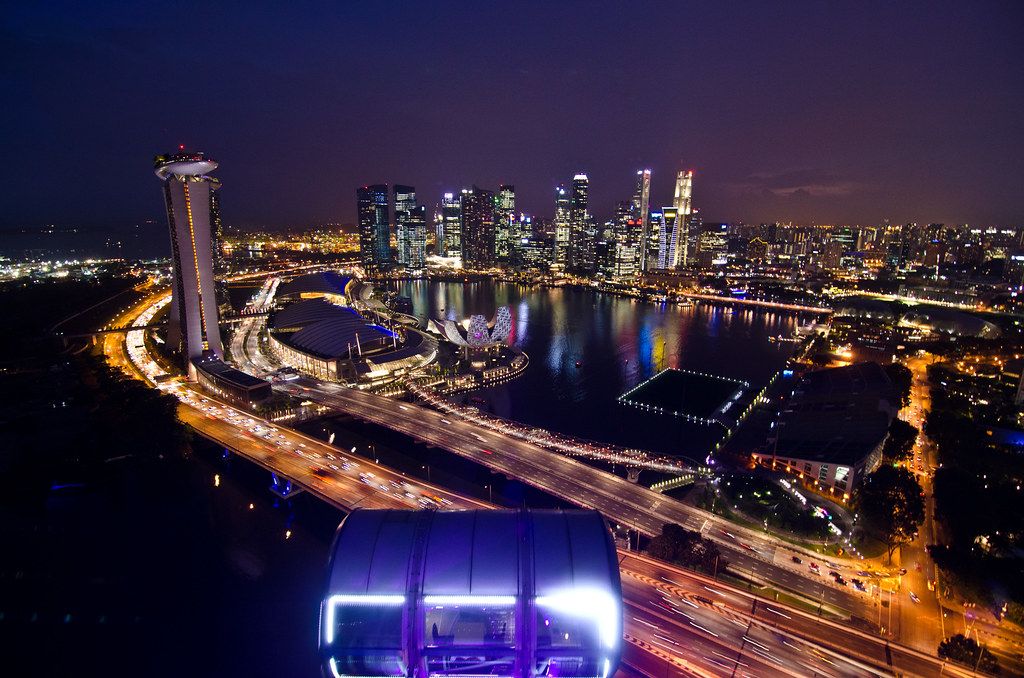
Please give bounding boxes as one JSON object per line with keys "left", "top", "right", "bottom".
{"left": 279, "top": 377, "right": 879, "bottom": 622}
{"left": 100, "top": 287, "right": 978, "bottom": 677}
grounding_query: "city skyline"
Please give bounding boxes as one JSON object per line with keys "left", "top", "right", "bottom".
{"left": 2, "top": 1, "right": 1022, "bottom": 233}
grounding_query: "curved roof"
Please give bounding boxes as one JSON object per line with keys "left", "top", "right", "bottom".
{"left": 900, "top": 307, "right": 1000, "bottom": 338}
{"left": 273, "top": 297, "right": 350, "bottom": 329}
{"left": 326, "top": 508, "right": 618, "bottom": 596}
{"left": 277, "top": 271, "right": 353, "bottom": 299}
{"left": 272, "top": 298, "right": 390, "bottom": 357}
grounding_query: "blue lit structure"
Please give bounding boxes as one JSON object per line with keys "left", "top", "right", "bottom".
{"left": 320, "top": 509, "right": 622, "bottom": 678}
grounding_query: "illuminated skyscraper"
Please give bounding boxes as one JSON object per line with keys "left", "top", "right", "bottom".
{"left": 394, "top": 185, "right": 421, "bottom": 268}
{"left": 554, "top": 185, "right": 570, "bottom": 266}
{"left": 441, "top": 192, "right": 462, "bottom": 257}
{"left": 569, "top": 174, "right": 590, "bottom": 273}
{"left": 495, "top": 185, "right": 515, "bottom": 263}
{"left": 405, "top": 204, "right": 427, "bottom": 269}
{"left": 613, "top": 201, "right": 637, "bottom": 279}
{"left": 461, "top": 186, "right": 496, "bottom": 268}
{"left": 154, "top": 151, "right": 224, "bottom": 377}
{"left": 658, "top": 207, "right": 681, "bottom": 269}
{"left": 357, "top": 184, "right": 390, "bottom": 274}
{"left": 673, "top": 170, "right": 693, "bottom": 268}
{"left": 632, "top": 169, "right": 652, "bottom": 271}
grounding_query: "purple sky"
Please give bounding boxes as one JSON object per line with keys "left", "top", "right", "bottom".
{"left": 3, "top": 1, "right": 1022, "bottom": 232}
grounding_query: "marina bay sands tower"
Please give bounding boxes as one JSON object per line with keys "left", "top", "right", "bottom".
{"left": 154, "top": 151, "right": 224, "bottom": 377}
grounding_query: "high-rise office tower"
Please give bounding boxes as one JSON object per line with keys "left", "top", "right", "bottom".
{"left": 613, "top": 201, "right": 637, "bottom": 279}
{"left": 569, "top": 174, "right": 590, "bottom": 273}
{"left": 658, "top": 207, "right": 683, "bottom": 269}
{"left": 394, "top": 185, "right": 416, "bottom": 266}
{"left": 357, "top": 184, "right": 390, "bottom": 274}
{"left": 154, "top": 151, "right": 225, "bottom": 376}
{"left": 441, "top": 192, "right": 462, "bottom": 257}
{"left": 632, "top": 169, "right": 652, "bottom": 271}
{"left": 554, "top": 185, "right": 570, "bottom": 266}
{"left": 461, "top": 186, "right": 496, "bottom": 268}
{"left": 406, "top": 204, "right": 427, "bottom": 269}
{"left": 495, "top": 185, "right": 515, "bottom": 263}
{"left": 673, "top": 170, "right": 693, "bottom": 268}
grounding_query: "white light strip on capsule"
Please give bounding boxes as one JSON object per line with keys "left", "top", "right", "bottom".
{"left": 324, "top": 594, "right": 405, "bottom": 644}
{"left": 423, "top": 595, "right": 516, "bottom": 606}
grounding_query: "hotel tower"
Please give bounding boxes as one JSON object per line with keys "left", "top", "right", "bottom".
{"left": 154, "top": 151, "right": 224, "bottom": 377}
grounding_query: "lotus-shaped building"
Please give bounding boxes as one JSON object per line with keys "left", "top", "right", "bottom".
{"left": 429, "top": 306, "right": 513, "bottom": 348}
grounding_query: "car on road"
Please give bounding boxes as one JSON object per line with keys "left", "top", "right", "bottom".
{"left": 910, "top": 592, "right": 920, "bottom": 603}
{"left": 791, "top": 556, "right": 802, "bottom": 564}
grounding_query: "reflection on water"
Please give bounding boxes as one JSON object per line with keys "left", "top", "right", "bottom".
{"left": 389, "top": 281, "right": 801, "bottom": 460}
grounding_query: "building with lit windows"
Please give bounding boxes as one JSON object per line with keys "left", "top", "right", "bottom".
{"left": 154, "top": 151, "right": 225, "bottom": 378}
{"left": 394, "top": 185, "right": 417, "bottom": 268}
{"left": 752, "top": 362, "right": 897, "bottom": 500}
{"left": 461, "top": 186, "right": 496, "bottom": 269}
{"left": 358, "top": 184, "right": 391, "bottom": 274}
{"left": 495, "top": 185, "right": 515, "bottom": 263}
{"left": 632, "top": 169, "right": 652, "bottom": 271}
{"left": 568, "top": 174, "right": 590, "bottom": 273}
{"left": 441, "top": 192, "right": 462, "bottom": 258}
{"left": 320, "top": 508, "right": 622, "bottom": 678}
{"left": 553, "top": 185, "right": 570, "bottom": 266}
{"left": 672, "top": 170, "right": 693, "bottom": 268}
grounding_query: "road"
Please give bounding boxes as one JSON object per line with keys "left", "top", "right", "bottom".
{"left": 282, "top": 377, "right": 878, "bottom": 620}
{"left": 100, "top": 286, "right": 987, "bottom": 677}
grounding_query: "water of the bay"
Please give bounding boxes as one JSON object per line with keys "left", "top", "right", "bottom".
{"left": 389, "top": 280, "right": 804, "bottom": 462}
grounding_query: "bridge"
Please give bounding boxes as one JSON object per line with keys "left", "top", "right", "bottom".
{"left": 104, "top": 288, "right": 988, "bottom": 676}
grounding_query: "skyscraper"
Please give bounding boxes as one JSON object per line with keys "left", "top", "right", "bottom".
{"left": 569, "top": 174, "right": 590, "bottom": 273}
{"left": 154, "top": 151, "right": 225, "bottom": 376}
{"left": 357, "top": 184, "right": 390, "bottom": 274}
{"left": 633, "top": 169, "right": 652, "bottom": 271}
{"left": 495, "top": 185, "right": 515, "bottom": 263}
{"left": 441, "top": 192, "right": 462, "bottom": 257}
{"left": 673, "top": 170, "right": 694, "bottom": 268}
{"left": 394, "top": 185, "right": 417, "bottom": 267}
{"left": 461, "top": 186, "right": 496, "bottom": 269}
{"left": 406, "top": 204, "right": 427, "bottom": 269}
{"left": 554, "top": 185, "right": 570, "bottom": 266}
{"left": 613, "top": 201, "right": 637, "bottom": 279}
{"left": 658, "top": 207, "right": 681, "bottom": 269}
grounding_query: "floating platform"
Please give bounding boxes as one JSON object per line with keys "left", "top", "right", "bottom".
{"left": 618, "top": 368, "right": 750, "bottom": 426}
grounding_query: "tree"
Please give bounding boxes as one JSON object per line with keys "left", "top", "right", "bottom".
{"left": 647, "top": 523, "right": 727, "bottom": 575}
{"left": 882, "top": 418, "right": 918, "bottom": 462}
{"left": 852, "top": 465, "right": 924, "bottom": 563}
{"left": 882, "top": 362, "right": 913, "bottom": 409}
{"left": 938, "top": 634, "right": 999, "bottom": 674}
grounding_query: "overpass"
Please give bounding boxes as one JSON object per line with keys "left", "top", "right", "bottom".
{"left": 105, "top": 286, "right": 986, "bottom": 676}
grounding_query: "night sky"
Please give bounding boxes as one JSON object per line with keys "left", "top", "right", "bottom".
{"left": 3, "top": 1, "right": 1022, "bottom": 233}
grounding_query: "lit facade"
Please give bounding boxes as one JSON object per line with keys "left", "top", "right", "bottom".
{"left": 394, "top": 185, "right": 417, "bottom": 268}
{"left": 154, "top": 151, "right": 225, "bottom": 377}
{"left": 495, "top": 185, "right": 515, "bottom": 263}
{"left": 569, "top": 174, "right": 590, "bottom": 274}
{"left": 553, "top": 185, "right": 570, "bottom": 266}
{"left": 633, "top": 169, "right": 652, "bottom": 271}
{"left": 441, "top": 192, "right": 462, "bottom": 258}
{"left": 358, "top": 184, "right": 391, "bottom": 274}
{"left": 673, "top": 170, "right": 693, "bottom": 268}
{"left": 461, "top": 186, "right": 496, "bottom": 269}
